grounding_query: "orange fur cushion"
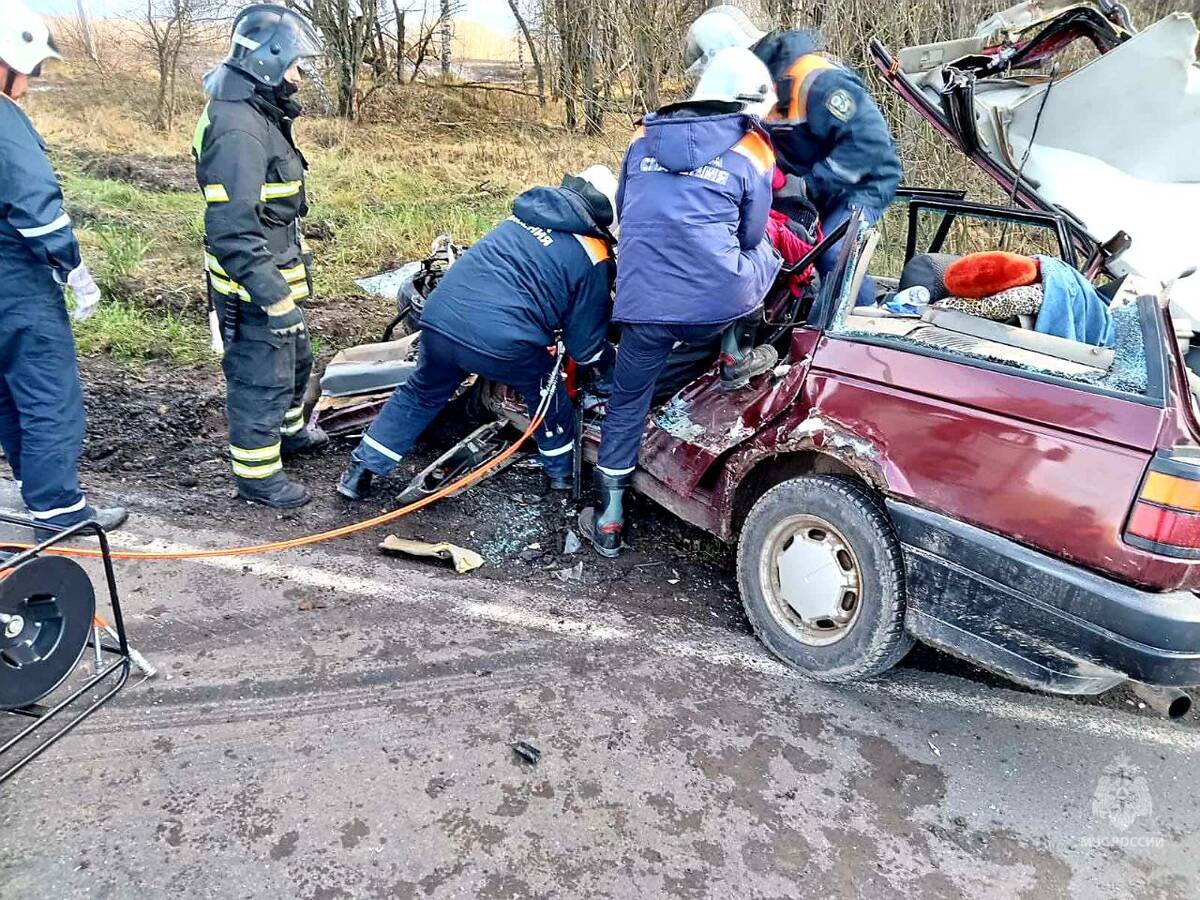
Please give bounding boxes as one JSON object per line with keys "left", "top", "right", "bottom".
{"left": 944, "top": 252, "right": 1040, "bottom": 300}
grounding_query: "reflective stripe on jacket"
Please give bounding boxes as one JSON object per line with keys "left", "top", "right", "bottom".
{"left": 192, "top": 81, "right": 310, "bottom": 320}
{"left": 0, "top": 95, "right": 82, "bottom": 304}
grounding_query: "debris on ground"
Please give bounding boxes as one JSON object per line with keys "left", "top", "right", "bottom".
{"left": 379, "top": 536, "right": 484, "bottom": 574}
{"left": 512, "top": 741, "right": 541, "bottom": 765}
{"left": 553, "top": 561, "right": 584, "bottom": 583}
{"left": 519, "top": 543, "right": 549, "bottom": 562}
{"left": 562, "top": 530, "right": 582, "bottom": 555}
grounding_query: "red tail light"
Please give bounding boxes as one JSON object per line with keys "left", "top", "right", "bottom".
{"left": 1126, "top": 452, "right": 1200, "bottom": 559}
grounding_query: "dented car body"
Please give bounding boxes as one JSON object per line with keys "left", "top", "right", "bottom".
{"left": 490, "top": 186, "right": 1200, "bottom": 698}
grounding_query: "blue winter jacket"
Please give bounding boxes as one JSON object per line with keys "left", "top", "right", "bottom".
{"left": 614, "top": 105, "right": 782, "bottom": 326}
{"left": 420, "top": 186, "right": 615, "bottom": 364}
{"left": 1035, "top": 256, "right": 1115, "bottom": 347}
{"left": 753, "top": 30, "right": 901, "bottom": 211}
{"left": 0, "top": 96, "right": 81, "bottom": 306}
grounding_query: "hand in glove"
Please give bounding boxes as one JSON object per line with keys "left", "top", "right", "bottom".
{"left": 265, "top": 297, "right": 306, "bottom": 337}
{"left": 67, "top": 263, "right": 102, "bottom": 322}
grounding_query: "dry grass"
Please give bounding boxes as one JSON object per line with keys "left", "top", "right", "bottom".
{"left": 23, "top": 66, "right": 629, "bottom": 364}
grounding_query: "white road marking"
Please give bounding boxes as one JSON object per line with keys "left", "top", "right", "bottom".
{"left": 5, "top": 499, "right": 1199, "bottom": 754}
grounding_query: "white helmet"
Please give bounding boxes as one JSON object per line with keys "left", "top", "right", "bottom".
{"left": 575, "top": 164, "right": 620, "bottom": 228}
{"left": 0, "top": 1, "right": 61, "bottom": 76}
{"left": 684, "top": 5, "right": 767, "bottom": 75}
{"left": 690, "top": 47, "right": 777, "bottom": 119}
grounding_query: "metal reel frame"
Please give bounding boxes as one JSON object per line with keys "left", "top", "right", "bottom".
{"left": 0, "top": 514, "right": 131, "bottom": 785}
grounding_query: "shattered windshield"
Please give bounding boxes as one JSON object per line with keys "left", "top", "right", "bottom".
{"left": 829, "top": 214, "right": 1153, "bottom": 398}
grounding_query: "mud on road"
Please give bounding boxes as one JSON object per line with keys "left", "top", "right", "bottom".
{"left": 72, "top": 351, "right": 1200, "bottom": 726}
{"left": 77, "top": 354, "right": 745, "bottom": 630}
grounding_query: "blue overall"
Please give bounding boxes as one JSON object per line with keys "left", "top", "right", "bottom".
{"left": 356, "top": 331, "right": 575, "bottom": 477}
{"left": 353, "top": 185, "right": 613, "bottom": 478}
{"left": 0, "top": 96, "right": 91, "bottom": 527}
{"left": 597, "top": 323, "right": 728, "bottom": 474}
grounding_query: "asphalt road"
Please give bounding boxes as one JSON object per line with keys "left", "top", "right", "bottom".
{"left": 1, "top": 486, "right": 1198, "bottom": 899}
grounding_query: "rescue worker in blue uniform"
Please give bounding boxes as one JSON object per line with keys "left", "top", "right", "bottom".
{"left": 193, "top": 5, "right": 327, "bottom": 509}
{"left": 685, "top": 6, "right": 902, "bottom": 305}
{"left": 337, "top": 166, "right": 619, "bottom": 501}
{"left": 0, "top": 2, "right": 127, "bottom": 536}
{"left": 579, "top": 49, "right": 782, "bottom": 559}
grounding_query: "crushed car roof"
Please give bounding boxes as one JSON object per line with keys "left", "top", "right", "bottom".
{"left": 876, "top": 1, "right": 1200, "bottom": 328}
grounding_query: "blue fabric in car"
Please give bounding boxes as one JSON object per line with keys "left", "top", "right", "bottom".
{"left": 1035, "top": 255, "right": 1114, "bottom": 348}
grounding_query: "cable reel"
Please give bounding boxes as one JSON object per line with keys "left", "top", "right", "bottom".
{"left": 0, "top": 556, "right": 96, "bottom": 711}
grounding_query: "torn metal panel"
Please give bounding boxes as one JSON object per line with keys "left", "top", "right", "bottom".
{"left": 355, "top": 261, "right": 423, "bottom": 301}
{"left": 638, "top": 331, "right": 820, "bottom": 496}
{"left": 319, "top": 334, "right": 421, "bottom": 398}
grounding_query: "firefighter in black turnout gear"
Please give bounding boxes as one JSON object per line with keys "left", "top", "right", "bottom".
{"left": 193, "top": 5, "right": 327, "bottom": 509}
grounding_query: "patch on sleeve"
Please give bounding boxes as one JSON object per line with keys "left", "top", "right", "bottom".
{"left": 826, "top": 88, "right": 857, "bottom": 122}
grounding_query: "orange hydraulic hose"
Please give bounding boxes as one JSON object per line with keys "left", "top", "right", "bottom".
{"left": 5, "top": 411, "right": 545, "bottom": 562}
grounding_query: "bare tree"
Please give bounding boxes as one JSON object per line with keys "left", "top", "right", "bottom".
{"left": 76, "top": 0, "right": 100, "bottom": 64}
{"left": 290, "top": 0, "right": 382, "bottom": 118}
{"left": 509, "top": 0, "right": 545, "bottom": 104}
{"left": 137, "top": 0, "right": 223, "bottom": 131}
{"left": 399, "top": 0, "right": 463, "bottom": 83}
{"left": 440, "top": 0, "right": 452, "bottom": 77}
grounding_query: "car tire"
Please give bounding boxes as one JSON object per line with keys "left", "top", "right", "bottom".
{"left": 737, "top": 475, "right": 912, "bottom": 682}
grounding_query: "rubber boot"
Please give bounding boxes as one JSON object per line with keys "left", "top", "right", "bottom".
{"left": 578, "top": 469, "right": 631, "bottom": 559}
{"left": 33, "top": 505, "right": 128, "bottom": 542}
{"left": 91, "top": 506, "right": 129, "bottom": 532}
{"left": 719, "top": 314, "right": 778, "bottom": 390}
{"left": 337, "top": 460, "right": 375, "bottom": 501}
{"left": 720, "top": 344, "right": 779, "bottom": 390}
{"left": 542, "top": 472, "right": 573, "bottom": 494}
{"left": 237, "top": 471, "right": 312, "bottom": 509}
{"left": 541, "top": 455, "right": 573, "bottom": 494}
{"left": 282, "top": 424, "right": 330, "bottom": 458}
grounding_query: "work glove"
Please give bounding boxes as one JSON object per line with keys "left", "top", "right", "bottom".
{"left": 265, "top": 298, "right": 306, "bottom": 337}
{"left": 67, "top": 262, "right": 102, "bottom": 322}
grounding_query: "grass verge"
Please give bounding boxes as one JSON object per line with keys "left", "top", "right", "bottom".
{"left": 73, "top": 300, "right": 213, "bottom": 367}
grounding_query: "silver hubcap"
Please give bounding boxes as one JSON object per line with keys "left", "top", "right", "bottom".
{"left": 760, "top": 514, "right": 862, "bottom": 646}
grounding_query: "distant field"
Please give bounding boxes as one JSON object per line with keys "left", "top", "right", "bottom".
{"left": 48, "top": 15, "right": 519, "bottom": 65}
{"left": 453, "top": 19, "right": 520, "bottom": 62}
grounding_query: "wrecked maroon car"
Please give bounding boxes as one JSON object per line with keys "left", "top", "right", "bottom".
{"left": 335, "top": 1, "right": 1200, "bottom": 705}
{"left": 484, "top": 187, "right": 1200, "bottom": 705}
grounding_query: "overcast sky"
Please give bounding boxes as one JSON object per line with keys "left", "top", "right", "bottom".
{"left": 29, "top": 1, "right": 517, "bottom": 33}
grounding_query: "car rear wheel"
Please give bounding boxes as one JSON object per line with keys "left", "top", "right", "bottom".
{"left": 737, "top": 475, "right": 912, "bottom": 681}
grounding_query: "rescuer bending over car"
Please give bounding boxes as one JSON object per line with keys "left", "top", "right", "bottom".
{"left": 336, "top": 167, "right": 619, "bottom": 500}
{"left": 578, "top": 48, "right": 783, "bottom": 559}
{"left": 686, "top": 5, "right": 902, "bottom": 306}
